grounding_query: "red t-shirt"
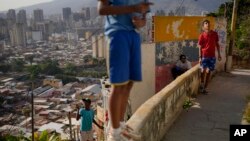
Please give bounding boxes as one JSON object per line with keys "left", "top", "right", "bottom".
{"left": 198, "top": 30, "right": 219, "bottom": 58}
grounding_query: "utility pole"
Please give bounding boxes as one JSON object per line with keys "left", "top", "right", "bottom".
{"left": 29, "top": 55, "right": 35, "bottom": 141}
{"left": 68, "top": 111, "right": 73, "bottom": 141}
{"left": 226, "top": 0, "right": 239, "bottom": 72}
{"left": 31, "top": 79, "right": 34, "bottom": 141}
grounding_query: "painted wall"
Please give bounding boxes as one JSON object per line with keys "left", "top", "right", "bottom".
{"left": 153, "top": 16, "right": 227, "bottom": 93}
{"left": 153, "top": 16, "right": 215, "bottom": 42}
{"left": 130, "top": 43, "right": 156, "bottom": 113}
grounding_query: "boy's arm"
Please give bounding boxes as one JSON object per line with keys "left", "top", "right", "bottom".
{"left": 216, "top": 33, "right": 221, "bottom": 61}
{"left": 198, "top": 34, "right": 203, "bottom": 64}
{"left": 216, "top": 42, "right": 221, "bottom": 61}
{"left": 76, "top": 108, "right": 81, "bottom": 121}
{"left": 97, "top": 0, "right": 153, "bottom": 15}
{"left": 93, "top": 118, "right": 104, "bottom": 129}
{"left": 91, "top": 110, "right": 104, "bottom": 129}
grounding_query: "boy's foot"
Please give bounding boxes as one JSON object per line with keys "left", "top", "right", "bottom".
{"left": 199, "top": 83, "right": 204, "bottom": 92}
{"left": 201, "top": 89, "right": 208, "bottom": 94}
{"left": 121, "top": 125, "right": 141, "bottom": 141}
{"left": 107, "top": 126, "right": 141, "bottom": 141}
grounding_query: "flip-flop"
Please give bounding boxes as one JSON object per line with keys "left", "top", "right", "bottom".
{"left": 120, "top": 125, "right": 142, "bottom": 141}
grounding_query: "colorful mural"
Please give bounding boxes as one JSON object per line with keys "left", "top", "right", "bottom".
{"left": 154, "top": 17, "right": 227, "bottom": 93}
{"left": 153, "top": 16, "right": 215, "bottom": 42}
{"left": 156, "top": 39, "right": 199, "bottom": 66}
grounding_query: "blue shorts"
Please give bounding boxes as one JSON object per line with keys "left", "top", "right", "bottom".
{"left": 200, "top": 57, "right": 216, "bottom": 71}
{"left": 108, "top": 30, "right": 142, "bottom": 85}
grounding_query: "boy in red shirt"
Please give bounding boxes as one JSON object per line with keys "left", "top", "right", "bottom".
{"left": 198, "top": 20, "right": 221, "bottom": 94}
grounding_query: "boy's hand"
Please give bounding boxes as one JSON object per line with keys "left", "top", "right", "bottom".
{"left": 199, "top": 58, "right": 202, "bottom": 65}
{"left": 218, "top": 54, "right": 222, "bottom": 61}
{"left": 76, "top": 104, "right": 80, "bottom": 110}
{"left": 133, "top": 2, "right": 153, "bottom": 14}
{"left": 132, "top": 16, "right": 146, "bottom": 28}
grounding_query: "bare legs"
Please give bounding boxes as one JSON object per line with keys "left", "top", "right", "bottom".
{"left": 201, "top": 68, "right": 211, "bottom": 92}
{"left": 109, "top": 81, "right": 133, "bottom": 129}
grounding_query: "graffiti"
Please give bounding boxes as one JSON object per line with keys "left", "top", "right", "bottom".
{"left": 153, "top": 16, "right": 215, "bottom": 42}
{"left": 156, "top": 40, "right": 199, "bottom": 66}
{"left": 216, "top": 30, "right": 227, "bottom": 45}
{"left": 154, "top": 17, "right": 227, "bottom": 92}
{"left": 156, "top": 42, "right": 181, "bottom": 65}
{"left": 215, "top": 18, "right": 227, "bottom": 49}
{"left": 172, "top": 19, "right": 185, "bottom": 38}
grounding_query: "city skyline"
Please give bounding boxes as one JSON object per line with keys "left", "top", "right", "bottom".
{"left": 0, "top": 0, "right": 53, "bottom": 11}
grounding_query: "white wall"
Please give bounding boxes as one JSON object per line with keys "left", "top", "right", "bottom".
{"left": 130, "top": 43, "right": 156, "bottom": 113}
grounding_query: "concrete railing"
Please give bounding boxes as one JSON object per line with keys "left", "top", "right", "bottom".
{"left": 127, "top": 64, "right": 200, "bottom": 141}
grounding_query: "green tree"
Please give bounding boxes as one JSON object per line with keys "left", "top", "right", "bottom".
{"left": 64, "top": 63, "right": 77, "bottom": 75}
{"left": 11, "top": 58, "right": 25, "bottom": 72}
{"left": 40, "top": 59, "right": 62, "bottom": 75}
{"left": 0, "top": 63, "right": 11, "bottom": 73}
{"left": 83, "top": 55, "right": 93, "bottom": 64}
{"left": 27, "top": 65, "right": 41, "bottom": 79}
{"left": 236, "top": 17, "right": 250, "bottom": 49}
{"left": 211, "top": 0, "right": 250, "bottom": 62}
{"left": 0, "top": 130, "right": 61, "bottom": 141}
{"left": 92, "top": 58, "right": 99, "bottom": 65}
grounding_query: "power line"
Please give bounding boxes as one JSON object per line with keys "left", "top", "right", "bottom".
{"left": 86, "top": 28, "right": 103, "bottom": 41}
{"left": 88, "top": 34, "right": 105, "bottom": 47}
{"left": 175, "top": 0, "right": 185, "bottom": 15}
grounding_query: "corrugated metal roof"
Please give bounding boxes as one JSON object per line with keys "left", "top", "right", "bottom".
{"left": 81, "top": 84, "right": 101, "bottom": 94}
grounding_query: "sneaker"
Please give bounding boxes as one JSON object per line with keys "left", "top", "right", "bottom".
{"left": 107, "top": 133, "right": 121, "bottom": 141}
{"left": 107, "top": 131, "right": 133, "bottom": 141}
{"left": 107, "top": 126, "right": 142, "bottom": 141}
{"left": 201, "top": 89, "right": 208, "bottom": 94}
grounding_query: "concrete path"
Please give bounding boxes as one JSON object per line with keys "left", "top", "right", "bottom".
{"left": 163, "top": 69, "right": 250, "bottom": 141}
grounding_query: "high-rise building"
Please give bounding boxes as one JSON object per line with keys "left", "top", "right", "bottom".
{"left": 85, "top": 7, "right": 90, "bottom": 20}
{"left": 97, "top": 33, "right": 106, "bottom": 58}
{"left": 72, "top": 12, "right": 84, "bottom": 22}
{"left": 35, "top": 21, "right": 55, "bottom": 40}
{"left": 90, "top": 7, "right": 98, "bottom": 19}
{"left": 7, "top": 9, "right": 16, "bottom": 22}
{"left": 0, "top": 13, "right": 6, "bottom": 19}
{"left": 62, "top": 7, "right": 72, "bottom": 21}
{"left": 92, "top": 35, "right": 98, "bottom": 58}
{"left": 82, "top": 7, "right": 90, "bottom": 20}
{"left": 0, "top": 41, "right": 4, "bottom": 54}
{"left": 0, "top": 18, "right": 8, "bottom": 40}
{"left": 7, "top": 9, "right": 16, "bottom": 27}
{"left": 34, "top": 9, "right": 44, "bottom": 22}
{"left": 91, "top": 33, "right": 107, "bottom": 58}
{"left": 10, "top": 23, "right": 26, "bottom": 47}
{"left": 17, "top": 10, "right": 27, "bottom": 25}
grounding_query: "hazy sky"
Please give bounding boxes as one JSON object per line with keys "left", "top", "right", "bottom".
{"left": 0, "top": 0, "right": 53, "bottom": 11}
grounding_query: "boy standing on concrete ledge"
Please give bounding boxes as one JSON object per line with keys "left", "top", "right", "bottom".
{"left": 98, "top": 0, "right": 153, "bottom": 140}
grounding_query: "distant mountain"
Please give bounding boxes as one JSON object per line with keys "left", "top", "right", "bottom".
{"left": 14, "top": 0, "right": 97, "bottom": 16}
{"left": 152, "top": 0, "right": 229, "bottom": 15}
{"left": 1, "top": 0, "right": 229, "bottom": 16}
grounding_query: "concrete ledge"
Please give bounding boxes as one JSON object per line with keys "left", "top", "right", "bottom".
{"left": 242, "top": 102, "right": 250, "bottom": 125}
{"left": 127, "top": 65, "right": 200, "bottom": 141}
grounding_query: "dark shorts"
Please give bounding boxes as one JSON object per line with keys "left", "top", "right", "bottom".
{"left": 200, "top": 57, "right": 216, "bottom": 71}
{"left": 108, "top": 30, "right": 142, "bottom": 85}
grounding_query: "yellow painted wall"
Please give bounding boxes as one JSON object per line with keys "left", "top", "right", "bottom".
{"left": 153, "top": 16, "right": 215, "bottom": 42}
